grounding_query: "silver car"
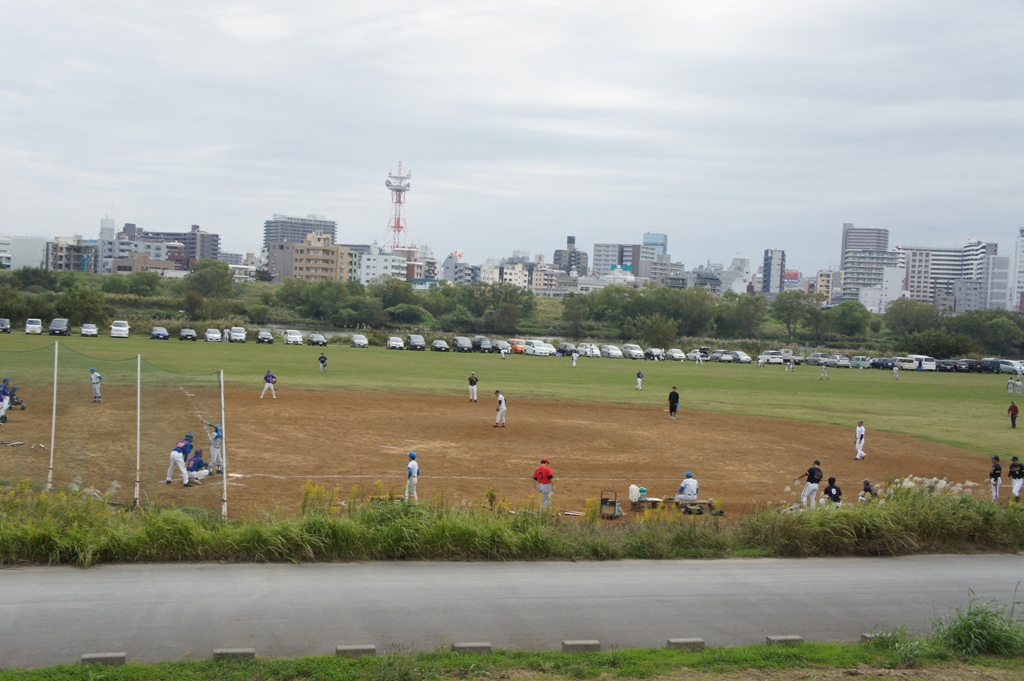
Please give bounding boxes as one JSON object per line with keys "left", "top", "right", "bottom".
{"left": 600, "top": 345, "right": 624, "bottom": 358}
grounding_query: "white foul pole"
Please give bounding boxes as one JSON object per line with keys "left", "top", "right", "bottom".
{"left": 134, "top": 354, "right": 141, "bottom": 507}
{"left": 46, "top": 341, "right": 58, "bottom": 490}
{"left": 219, "top": 369, "right": 227, "bottom": 520}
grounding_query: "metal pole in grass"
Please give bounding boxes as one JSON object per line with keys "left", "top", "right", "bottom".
{"left": 46, "top": 341, "right": 57, "bottom": 490}
{"left": 134, "top": 354, "right": 141, "bottom": 507}
{"left": 219, "top": 369, "right": 227, "bottom": 521}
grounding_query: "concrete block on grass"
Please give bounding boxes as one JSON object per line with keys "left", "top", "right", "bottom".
{"left": 861, "top": 633, "right": 875, "bottom": 643}
{"left": 667, "top": 638, "right": 705, "bottom": 651}
{"left": 765, "top": 635, "right": 803, "bottom": 646}
{"left": 452, "top": 642, "right": 493, "bottom": 654}
{"left": 562, "top": 640, "right": 601, "bottom": 652}
{"left": 80, "top": 653, "right": 126, "bottom": 666}
{"left": 336, "top": 645, "right": 377, "bottom": 658}
{"left": 213, "top": 648, "right": 256, "bottom": 660}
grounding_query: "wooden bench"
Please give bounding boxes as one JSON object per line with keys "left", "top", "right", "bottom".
{"left": 629, "top": 498, "right": 663, "bottom": 512}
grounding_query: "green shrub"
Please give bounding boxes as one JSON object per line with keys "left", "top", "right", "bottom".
{"left": 931, "top": 594, "right": 1024, "bottom": 658}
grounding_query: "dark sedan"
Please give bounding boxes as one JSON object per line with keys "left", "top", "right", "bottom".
{"left": 869, "top": 357, "right": 895, "bottom": 369}
{"left": 178, "top": 328, "right": 198, "bottom": 341}
{"left": 307, "top": 333, "right": 328, "bottom": 347}
{"left": 935, "top": 359, "right": 959, "bottom": 372}
{"left": 150, "top": 326, "right": 170, "bottom": 340}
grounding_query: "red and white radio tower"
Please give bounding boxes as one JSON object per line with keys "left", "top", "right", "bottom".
{"left": 384, "top": 162, "right": 411, "bottom": 249}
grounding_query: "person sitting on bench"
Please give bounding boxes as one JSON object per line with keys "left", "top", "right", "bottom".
{"left": 674, "top": 471, "right": 698, "bottom": 503}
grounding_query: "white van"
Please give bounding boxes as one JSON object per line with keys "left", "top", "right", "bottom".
{"left": 228, "top": 327, "right": 247, "bottom": 343}
{"left": 24, "top": 318, "right": 43, "bottom": 334}
{"left": 907, "top": 355, "right": 937, "bottom": 371}
{"left": 894, "top": 357, "right": 917, "bottom": 370}
{"left": 524, "top": 339, "right": 551, "bottom": 356}
{"left": 110, "top": 320, "right": 130, "bottom": 338}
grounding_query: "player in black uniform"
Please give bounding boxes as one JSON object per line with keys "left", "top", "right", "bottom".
{"left": 1008, "top": 456, "right": 1023, "bottom": 502}
{"left": 794, "top": 459, "right": 824, "bottom": 508}
{"left": 823, "top": 477, "right": 842, "bottom": 506}
{"left": 989, "top": 456, "right": 1002, "bottom": 502}
{"left": 668, "top": 387, "right": 680, "bottom": 420}
{"left": 468, "top": 372, "right": 479, "bottom": 402}
{"left": 318, "top": 353, "right": 327, "bottom": 374}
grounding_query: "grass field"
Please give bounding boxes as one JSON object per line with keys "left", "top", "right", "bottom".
{"left": 0, "top": 334, "right": 1015, "bottom": 458}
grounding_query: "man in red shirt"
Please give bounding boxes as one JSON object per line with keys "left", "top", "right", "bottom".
{"left": 533, "top": 457, "right": 555, "bottom": 510}
{"left": 1008, "top": 401, "right": 1018, "bottom": 429}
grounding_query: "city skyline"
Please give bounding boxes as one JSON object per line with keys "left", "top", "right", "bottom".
{"left": 2, "top": 2, "right": 1022, "bottom": 272}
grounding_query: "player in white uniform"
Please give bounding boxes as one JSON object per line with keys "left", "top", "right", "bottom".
{"left": 674, "top": 471, "right": 698, "bottom": 503}
{"left": 892, "top": 365, "right": 899, "bottom": 380}
{"left": 494, "top": 390, "right": 506, "bottom": 427}
{"left": 854, "top": 420, "right": 866, "bottom": 460}
{"left": 405, "top": 451, "right": 419, "bottom": 501}
{"left": 635, "top": 370, "right": 644, "bottom": 390}
{"left": 1008, "top": 378, "right": 1015, "bottom": 395}
{"left": 89, "top": 368, "right": 102, "bottom": 403}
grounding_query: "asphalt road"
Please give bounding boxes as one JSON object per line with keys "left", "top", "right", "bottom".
{"left": 2, "top": 555, "right": 1022, "bottom": 668}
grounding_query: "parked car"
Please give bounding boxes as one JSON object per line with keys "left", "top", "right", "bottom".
{"left": 350, "top": 334, "right": 369, "bottom": 348}
{"left": 850, "top": 356, "right": 871, "bottom": 368}
{"left": 541, "top": 342, "right": 558, "bottom": 355}
{"left": 576, "top": 342, "right": 601, "bottom": 357}
{"left": 621, "top": 343, "right": 644, "bottom": 360}
{"left": 600, "top": 345, "right": 624, "bottom": 358}
{"left": 493, "top": 340, "right": 511, "bottom": 354}
{"left": 644, "top": 348, "right": 665, "bottom": 361}
{"left": 256, "top": 330, "right": 274, "bottom": 344}
{"left": 307, "top": 333, "right": 328, "bottom": 346}
{"left": 386, "top": 336, "right": 405, "bottom": 350}
{"left": 150, "top": 326, "right": 170, "bottom": 340}
{"left": 733, "top": 351, "right": 753, "bottom": 364}
{"left": 507, "top": 338, "right": 526, "bottom": 354}
{"left": 453, "top": 336, "right": 473, "bottom": 352}
{"left": 524, "top": 339, "right": 552, "bottom": 356}
{"left": 978, "top": 358, "right": 1002, "bottom": 373}
{"left": 869, "top": 357, "right": 894, "bottom": 369}
{"left": 894, "top": 356, "right": 918, "bottom": 370}
{"left": 757, "top": 351, "right": 784, "bottom": 365}
{"left": 80, "top": 323, "right": 98, "bottom": 337}
{"left": 110, "top": 320, "right": 130, "bottom": 338}
{"left": 957, "top": 358, "right": 982, "bottom": 372}
{"left": 557, "top": 342, "right": 577, "bottom": 355}
{"left": 471, "top": 336, "right": 492, "bottom": 353}
{"left": 179, "top": 328, "right": 198, "bottom": 341}
{"left": 826, "top": 354, "right": 851, "bottom": 368}
{"left": 686, "top": 349, "right": 709, "bottom": 361}
{"left": 407, "top": 334, "right": 427, "bottom": 351}
{"left": 48, "top": 318, "right": 70, "bottom": 336}
{"left": 935, "top": 359, "right": 959, "bottom": 372}
{"left": 805, "top": 352, "right": 830, "bottom": 366}
{"left": 665, "top": 348, "right": 685, "bottom": 361}
{"left": 228, "top": 327, "right": 247, "bottom": 343}
{"left": 709, "top": 349, "right": 730, "bottom": 362}
{"left": 431, "top": 339, "right": 450, "bottom": 352}
{"left": 283, "top": 330, "right": 303, "bottom": 345}
{"left": 0, "top": 318, "right": 9, "bottom": 333}
{"left": 997, "top": 359, "right": 1020, "bottom": 374}
{"left": 204, "top": 328, "right": 222, "bottom": 342}
{"left": 25, "top": 318, "right": 43, "bottom": 334}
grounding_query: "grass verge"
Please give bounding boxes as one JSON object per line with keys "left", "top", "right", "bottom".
{"left": 2, "top": 482, "right": 1022, "bottom": 566}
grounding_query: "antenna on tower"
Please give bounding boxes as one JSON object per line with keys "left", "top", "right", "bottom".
{"left": 384, "top": 161, "right": 411, "bottom": 249}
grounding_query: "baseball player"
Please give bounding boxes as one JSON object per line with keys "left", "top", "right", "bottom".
{"left": 533, "top": 457, "right": 555, "bottom": 510}
{"left": 674, "top": 471, "right": 698, "bottom": 503}
{"left": 819, "top": 364, "right": 829, "bottom": 381}
{"left": 794, "top": 459, "right": 824, "bottom": 508}
{"left": 571, "top": 348, "right": 578, "bottom": 367}
{"left": 635, "top": 369, "right": 643, "bottom": 391}
{"left": 468, "top": 372, "right": 478, "bottom": 402}
{"left": 990, "top": 456, "right": 1002, "bottom": 502}
{"left": 854, "top": 420, "right": 866, "bottom": 460}
{"left": 1016, "top": 378, "right": 1022, "bottom": 397}
{"left": 892, "top": 365, "right": 899, "bottom": 380}
{"left": 1008, "top": 378, "right": 1015, "bottom": 396}
{"left": 668, "top": 386, "right": 680, "bottom": 420}
{"left": 208, "top": 423, "right": 224, "bottom": 474}
{"left": 1009, "top": 401, "right": 1018, "bottom": 429}
{"left": 823, "top": 477, "right": 842, "bottom": 506}
{"left": 186, "top": 448, "right": 210, "bottom": 485}
{"left": 1008, "top": 456, "right": 1023, "bottom": 502}
{"left": 858, "top": 479, "right": 877, "bottom": 504}
{"left": 89, "top": 368, "right": 102, "bottom": 403}
{"left": 260, "top": 370, "right": 277, "bottom": 399}
{"left": 405, "top": 451, "right": 419, "bottom": 502}
{"left": 0, "top": 378, "right": 9, "bottom": 425}
{"left": 165, "top": 433, "right": 194, "bottom": 487}
{"left": 494, "top": 390, "right": 506, "bottom": 427}
{"left": 318, "top": 353, "right": 327, "bottom": 374}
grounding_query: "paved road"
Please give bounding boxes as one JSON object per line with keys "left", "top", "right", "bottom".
{"left": 2, "top": 555, "right": 1022, "bottom": 668}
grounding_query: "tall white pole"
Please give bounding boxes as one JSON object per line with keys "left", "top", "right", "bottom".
{"left": 46, "top": 341, "right": 58, "bottom": 490}
{"left": 219, "top": 369, "right": 227, "bottom": 520}
{"left": 134, "top": 354, "right": 141, "bottom": 507}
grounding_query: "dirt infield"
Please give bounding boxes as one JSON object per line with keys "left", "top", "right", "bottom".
{"left": 1, "top": 387, "right": 991, "bottom": 516}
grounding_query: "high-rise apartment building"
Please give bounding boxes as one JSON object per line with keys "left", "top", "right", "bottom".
{"left": 141, "top": 224, "right": 220, "bottom": 262}
{"left": 841, "top": 250, "right": 901, "bottom": 301}
{"left": 265, "top": 232, "right": 356, "bottom": 283}
{"left": 1012, "top": 227, "right": 1024, "bottom": 311}
{"left": 896, "top": 241, "right": 995, "bottom": 306}
{"left": 761, "top": 249, "right": 786, "bottom": 293}
{"left": 840, "top": 223, "right": 889, "bottom": 269}
{"left": 263, "top": 214, "right": 337, "bottom": 247}
{"left": 552, "top": 236, "right": 589, "bottom": 276}
{"left": 643, "top": 232, "right": 668, "bottom": 257}
{"left": 591, "top": 243, "right": 656, "bottom": 276}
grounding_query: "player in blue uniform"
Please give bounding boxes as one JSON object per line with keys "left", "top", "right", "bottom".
{"left": 0, "top": 378, "right": 9, "bottom": 424}
{"left": 261, "top": 370, "right": 277, "bottom": 399}
{"left": 165, "top": 433, "right": 194, "bottom": 487}
{"left": 405, "top": 451, "right": 420, "bottom": 501}
{"left": 208, "top": 424, "right": 224, "bottom": 474}
{"left": 186, "top": 448, "right": 210, "bottom": 485}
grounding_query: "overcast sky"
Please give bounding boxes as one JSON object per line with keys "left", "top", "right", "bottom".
{"left": 3, "top": 1, "right": 1023, "bottom": 274}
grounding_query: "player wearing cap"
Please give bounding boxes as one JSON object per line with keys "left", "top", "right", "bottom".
{"left": 854, "top": 420, "right": 866, "bottom": 460}
{"left": 858, "top": 479, "right": 877, "bottom": 504}
{"left": 635, "top": 369, "right": 643, "bottom": 391}
{"left": 405, "top": 451, "right": 419, "bottom": 502}
{"left": 675, "top": 471, "right": 698, "bottom": 503}
{"left": 668, "top": 387, "right": 680, "bottom": 420}
{"left": 0, "top": 378, "right": 9, "bottom": 425}
{"left": 89, "top": 368, "right": 102, "bottom": 403}
{"left": 165, "top": 433, "right": 194, "bottom": 487}
{"left": 186, "top": 448, "right": 210, "bottom": 485}
{"left": 468, "top": 372, "right": 478, "bottom": 402}
{"left": 209, "top": 424, "right": 224, "bottom": 474}
{"left": 318, "top": 353, "right": 327, "bottom": 374}
{"left": 260, "top": 370, "right": 277, "bottom": 399}
{"left": 1008, "top": 456, "right": 1023, "bottom": 502}
{"left": 494, "top": 390, "right": 506, "bottom": 427}
{"left": 823, "top": 477, "right": 842, "bottom": 506}
{"left": 794, "top": 459, "right": 824, "bottom": 508}
{"left": 989, "top": 456, "right": 1002, "bottom": 502}
{"left": 533, "top": 457, "right": 555, "bottom": 510}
